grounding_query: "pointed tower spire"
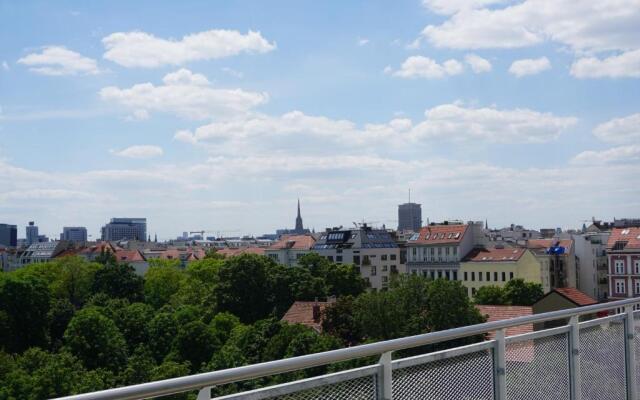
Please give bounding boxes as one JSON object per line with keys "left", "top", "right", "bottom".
{"left": 295, "top": 198, "right": 304, "bottom": 233}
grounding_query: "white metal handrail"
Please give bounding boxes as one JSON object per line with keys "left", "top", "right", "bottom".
{"left": 54, "top": 296, "right": 640, "bottom": 400}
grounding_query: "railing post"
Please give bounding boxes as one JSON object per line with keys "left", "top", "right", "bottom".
{"left": 196, "top": 386, "right": 212, "bottom": 400}
{"left": 493, "top": 328, "right": 507, "bottom": 400}
{"left": 569, "top": 315, "right": 582, "bottom": 400}
{"left": 625, "top": 305, "right": 637, "bottom": 400}
{"left": 377, "top": 351, "right": 393, "bottom": 400}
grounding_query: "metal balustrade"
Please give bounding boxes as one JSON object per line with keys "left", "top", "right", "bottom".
{"left": 55, "top": 297, "right": 640, "bottom": 400}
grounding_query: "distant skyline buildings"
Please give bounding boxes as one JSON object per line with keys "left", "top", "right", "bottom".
{"left": 0, "top": 224, "right": 17, "bottom": 248}
{"left": 60, "top": 227, "right": 88, "bottom": 243}
{"left": 25, "top": 221, "right": 38, "bottom": 246}
{"left": 398, "top": 202, "right": 422, "bottom": 232}
{"left": 101, "top": 218, "right": 147, "bottom": 242}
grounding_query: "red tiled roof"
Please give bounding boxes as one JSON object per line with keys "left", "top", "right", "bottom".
{"left": 553, "top": 287, "right": 598, "bottom": 306}
{"left": 158, "top": 249, "right": 181, "bottom": 260}
{"left": 281, "top": 301, "right": 330, "bottom": 333}
{"left": 268, "top": 235, "right": 316, "bottom": 250}
{"left": 55, "top": 248, "right": 83, "bottom": 258}
{"left": 607, "top": 227, "right": 640, "bottom": 250}
{"left": 464, "top": 247, "right": 526, "bottom": 263}
{"left": 115, "top": 249, "right": 146, "bottom": 262}
{"left": 217, "top": 247, "right": 265, "bottom": 257}
{"left": 526, "top": 239, "right": 573, "bottom": 253}
{"left": 410, "top": 224, "right": 468, "bottom": 245}
{"left": 476, "top": 305, "right": 533, "bottom": 339}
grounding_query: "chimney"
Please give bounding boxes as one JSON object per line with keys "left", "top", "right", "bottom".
{"left": 312, "top": 298, "right": 321, "bottom": 322}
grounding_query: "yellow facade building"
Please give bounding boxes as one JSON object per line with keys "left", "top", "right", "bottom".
{"left": 459, "top": 247, "right": 547, "bottom": 299}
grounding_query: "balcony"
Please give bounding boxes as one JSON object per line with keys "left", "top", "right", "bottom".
{"left": 56, "top": 298, "right": 640, "bottom": 400}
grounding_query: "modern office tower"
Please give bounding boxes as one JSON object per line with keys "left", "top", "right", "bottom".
{"left": 0, "top": 224, "right": 17, "bottom": 247}
{"left": 60, "top": 227, "right": 88, "bottom": 243}
{"left": 398, "top": 203, "right": 422, "bottom": 231}
{"left": 26, "top": 221, "right": 39, "bottom": 246}
{"left": 101, "top": 218, "right": 147, "bottom": 241}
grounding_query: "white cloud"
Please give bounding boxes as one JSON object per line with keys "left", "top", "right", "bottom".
{"left": 100, "top": 68, "right": 268, "bottom": 120}
{"left": 509, "top": 57, "right": 551, "bottom": 77}
{"left": 221, "top": 67, "right": 243, "bottom": 78}
{"left": 418, "top": 1, "right": 640, "bottom": 53}
{"left": 102, "top": 30, "right": 276, "bottom": 68}
{"left": 112, "top": 145, "right": 164, "bottom": 159}
{"left": 571, "top": 145, "right": 640, "bottom": 165}
{"left": 570, "top": 49, "right": 640, "bottom": 78}
{"left": 391, "top": 56, "right": 464, "bottom": 79}
{"left": 1, "top": 61, "right": 8, "bottom": 71}
{"left": 464, "top": 54, "right": 492, "bottom": 73}
{"left": 17, "top": 46, "right": 100, "bottom": 76}
{"left": 422, "top": 0, "right": 507, "bottom": 15}
{"left": 176, "top": 103, "right": 577, "bottom": 146}
{"left": 357, "top": 38, "right": 370, "bottom": 46}
{"left": 593, "top": 113, "right": 640, "bottom": 144}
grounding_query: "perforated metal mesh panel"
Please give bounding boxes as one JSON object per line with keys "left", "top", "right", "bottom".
{"left": 261, "top": 375, "right": 377, "bottom": 400}
{"left": 392, "top": 350, "right": 494, "bottom": 400}
{"left": 580, "top": 322, "right": 626, "bottom": 400}
{"left": 505, "top": 333, "right": 570, "bottom": 400}
{"left": 634, "top": 312, "right": 640, "bottom": 395}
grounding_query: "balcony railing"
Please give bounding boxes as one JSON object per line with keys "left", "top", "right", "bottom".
{"left": 55, "top": 297, "right": 640, "bottom": 400}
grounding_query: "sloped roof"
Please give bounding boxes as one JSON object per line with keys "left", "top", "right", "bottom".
{"left": 269, "top": 234, "right": 316, "bottom": 250}
{"left": 526, "top": 239, "right": 573, "bottom": 253}
{"left": 217, "top": 247, "right": 265, "bottom": 257}
{"left": 607, "top": 227, "right": 640, "bottom": 250}
{"left": 281, "top": 301, "right": 330, "bottom": 333}
{"left": 115, "top": 249, "right": 146, "bottom": 262}
{"left": 476, "top": 305, "right": 533, "bottom": 339}
{"left": 408, "top": 224, "right": 468, "bottom": 245}
{"left": 464, "top": 247, "right": 526, "bottom": 263}
{"left": 553, "top": 287, "right": 598, "bottom": 306}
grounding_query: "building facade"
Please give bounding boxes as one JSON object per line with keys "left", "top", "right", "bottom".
{"left": 26, "top": 221, "right": 39, "bottom": 246}
{"left": 0, "top": 223, "right": 17, "bottom": 248}
{"left": 101, "top": 218, "right": 147, "bottom": 241}
{"left": 607, "top": 227, "right": 640, "bottom": 300}
{"left": 525, "top": 239, "right": 577, "bottom": 290}
{"left": 312, "top": 226, "right": 404, "bottom": 290}
{"left": 459, "top": 247, "right": 546, "bottom": 298}
{"left": 265, "top": 234, "right": 316, "bottom": 267}
{"left": 572, "top": 232, "right": 610, "bottom": 301}
{"left": 60, "top": 226, "right": 88, "bottom": 243}
{"left": 406, "top": 221, "right": 486, "bottom": 281}
{"left": 397, "top": 203, "right": 422, "bottom": 232}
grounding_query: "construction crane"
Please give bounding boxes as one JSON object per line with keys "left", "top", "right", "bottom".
{"left": 188, "top": 230, "right": 240, "bottom": 239}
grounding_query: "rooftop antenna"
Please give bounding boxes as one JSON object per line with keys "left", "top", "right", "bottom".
{"left": 408, "top": 188, "right": 411, "bottom": 203}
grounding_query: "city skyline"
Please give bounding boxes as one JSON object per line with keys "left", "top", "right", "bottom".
{"left": 1, "top": 1, "right": 639, "bottom": 238}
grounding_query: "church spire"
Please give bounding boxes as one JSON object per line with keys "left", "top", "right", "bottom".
{"left": 295, "top": 198, "right": 304, "bottom": 233}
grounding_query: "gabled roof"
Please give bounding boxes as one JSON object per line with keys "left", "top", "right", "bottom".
{"left": 607, "top": 227, "right": 640, "bottom": 250}
{"left": 408, "top": 224, "right": 468, "bottom": 245}
{"left": 268, "top": 234, "right": 316, "bottom": 250}
{"left": 476, "top": 305, "right": 533, "bottom": 339}
{"left": 464, "top": 247, "right": 526, "bottom": 263}
{"left": 281, "top": 301, "right": 330, "bottom": 333}
{"left": 552, "top": 287, "right": 598, "bottom": 306}
{"left": 217, "top": 247, "right": 265, "bottom": 257}
{"left": 115, "top": 249, "right": 146, "bottom": 262}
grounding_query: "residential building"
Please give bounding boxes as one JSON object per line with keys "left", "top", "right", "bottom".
{"left": 216, "top": 247, "right": 266, "bottom": 257}
{"left": 312, "top": 225, "right": 404, "bottom": 290}
{"left": 60, "top": 226, "right": 88, "bottom": 243}
{"left": 265, "top": 234, "right": 316, "bottom": 267}
{"left": 524, "top": 239, "right": 577, "bottom": 290}
{"left": 281, "top": 300, "right": 334, "bottom": 333}
{"left": 459, "top": 247, "right": 547, "bottom": 298}
{"left": 101, "top": 218, "right": 147, "bottom": 241}
{"left": 476, "top": 305, "right": 533, "bottom": 339}
{"left": 397, "top": 202, "right": 422, "bottom": 232}
{"left": 532, "top": 287, "right": 598, "bottom": 329}
{"left": 114, "top": 249, "right": 149, "bottom": 275}
{"left": 0, "top": 223, "right": 17, "bottom": 248}
{"left": 406, "top": 221, "right": 486, "bottom": 281}
{"left": 572, "top": 232, "right": 610, "bottom": 301}
{"left": 607, "top": 227, "right": 640, "bottom": 300}
{"left": 19, "top": 241, "right": 70, "bottom": 266}
{"left": 489, "top": 224, "right": 541, "bottom": 244}
{"left": 26, "top": 221, "right": 39, "bottom": 246}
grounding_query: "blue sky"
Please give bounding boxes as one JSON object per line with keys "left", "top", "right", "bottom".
{"left": 1, "top": 0, "right": 639, "bottom": 240}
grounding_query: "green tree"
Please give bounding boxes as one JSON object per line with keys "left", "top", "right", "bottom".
{"left": 144, "top": 264, "right": 185, "bottom": 309}
{"left": 111, "top": 302, "right": 154, "bottom": 352}
{"left": 149, "top": 361, "right": 192, "bottom": 400}
{"left": 148, "top": 311, "right": 179, "bottom": 363}
{"left": 92, "top": 263, "right": 144, "bottom": 302}
{"left": 48, "top": 298, "right": 76, "bottom": 349}
{"left": 425, "top": 279, "right": 485, "bottom": 333}
{"left": 209, "top": 312, "right": 242, "bottom": 345}
{"left": 174, "top": 320, "right": 220, "bottom": 371}
{"left": 505, "top": 279, "right": 544, "bottom": 306}
{"left": 0, "top": 274, "right": 50, "bottom": 353}
{"left": 50, "top": 256, "right": 100, "bottom": 307}
{"left": 474, "top": 285, "right": 508, "bottom": 305}
{"left": 297, "top": 253, "right": 366, "bottom": 297}
{"left": 95, "top": 248, "right": 117, "bottom": 265}
{"left": 119, "top": 346, "right": 156, "bottom": 385}
{"left": 63, "top": 307, "right": 128, "bottom": 371}
{"left": 321, "top": 296, "right": 363, "bottom": 345}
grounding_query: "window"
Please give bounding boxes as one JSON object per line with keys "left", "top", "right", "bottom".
{"left": 478, "top": 272, "right": 483, "bottom": 281}
{"left": 453, "top": 247, "right": 458, "bottom": 255}
{"left": 382, "top": 276, "right": 388, "bottom": 283}
{"left": 635, "top": 260, "right": 640, "bottom": 275}
{"left": 472, "top": 287, "right": 476, "bottom": 295}
{"left": 438, "top": 247, "right": 442, "bottom": 255}
{"left": 635, "top": 280, "right": 640, "bottom": 295}
{"left": 502, "top": 272, "right": 506, "bottom": 281}
{"left": 390, "top": 254, "right": 397, "bottom": 261}
{"left": 445, "top": 247, "right": 450, "bottom": 255}
{"left": 437, "top": 270, "right": 442, "bottom": 278}
{"left": 430, "top": 270, "right": 435, "bottom": 279}
{"left": 509, "top": 272, "right": 514, "bottom": 280}
{"left": 453, "top": 270, "right": 458, "bottom": 280}
{"left": 268, "top": 254, "right": 278, "bottom": 261}
{"left": 471, "top": 272, "right": 475, "bottom": 281}
{"left": 494, "top": 272, "right": 498, "bottom": 281}
{"left": 353, "top": 255, "right": 360, "bottom": 265}
{"left": 486, "top": 272, "right": 490, "bottom": 281}
{"left": 391, "top": 265, "right": 397, "bottom": 273}
{"left": 464, "top": 271, "right": 468, "bottom": 281}
{"left": 327, "top": 256, "right": 334, "bottom": 262}
{"left": 381, "top": 254, "right": 388, "bottom": 261}
{"left": 371, "top": 266, "right": 377, "bottom": 276}
{"left": 411, "top": 269, "right": 418, "bottom": 275}
{"left": 336, "top": 255, "right": 343, "bottom": 263}
{"left": 615, "top": 260, "right": 625, "bottom": 274}
{"left": 615, "top": 279, "right": 626, "bottom": 294}
{"left": 430, "top": 248, "right": 435, "bottom": 255}
{"left": 382, "top": 265, "right": 388, "bottom": 272}
{"left": 412, "top": 247, "right": 417, "bottom": 256}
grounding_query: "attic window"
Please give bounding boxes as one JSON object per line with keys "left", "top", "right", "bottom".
{"left": 447, "top": 233, "right": 454, "bottom": 239}
{"left": 424, "top": 234, "right": 430, "bottom": 240}
{"left": 513, "top": 250, "right": 518, "bottom": 253}
{"left": 453, "top": 232, "right": 460, "bottom": 239}
{"left": 409, "top": 233, "right": 420, "bottom": 241}
{"left": 622, "top": 229, "right": 630, "bottom": 235}
{"left": 439, "top": 233, "right": 445, "bottom": 239}
{"left": 613, "top": 241, "right": 628, "bottom": 251}
{"left": 482, "top": 257, "right": 487, "bottom": 260}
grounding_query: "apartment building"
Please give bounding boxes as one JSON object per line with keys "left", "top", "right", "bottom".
{"left": 607, "top": 227, "right": 640, "bottom": 300}
{"left": 459, "top": 247, "right": 546, "bottom": 298}
{"left": 406, "top": 221, "right": 486, "bottom": 281}
{"left": 265, "top": 234, "right": 316, "bottom": 267}
{"left": 312, "top": 226, "right": 403, "bottom": 290}
{"left": 572, "top": 232, "right": 610, "bottom": 301}
{"left": 524, "top": 239, "right": 577, "bottom": 289}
